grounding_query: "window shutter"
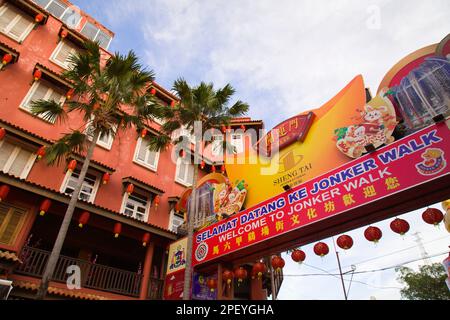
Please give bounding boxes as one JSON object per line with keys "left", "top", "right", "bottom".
{"left": 177, "top": 160, "right": 187, "bottom": 182}
{"left": 26, "top": 82, "right": 48, "bottom": 109}
{"left": 186, "top": 164, "right": 194, "bottom": 185}
{"left": 0, "top": 141, "right": 15, "bottom": 171}
{"left": 0, "top": 203, "right": 8, "bottom": 229}
{"left": 0, "top": 203, "right": 27, "bottom": 245}
{"left": 8, "top": 148, "right": 32, "bottom": 177}
{"left": 54, "top": 41, "right": 77, "bottom": 67}
{"left": 48, "top": 88, "right": 64, "bottom": 104}
{"left": 137, "top": 139, "right": 148, "bottom": 162}
{"left": 8, "top": 15, "right": 32, "bottom": 40}
{"left": 0, "top": 6, "right": 17, "bottom": 31}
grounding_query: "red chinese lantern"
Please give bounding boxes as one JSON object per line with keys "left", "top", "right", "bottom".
{"left": 0, "top": 185, "right": 10, "bottom": 202}
{"left": 337, "top": 235, "right": 354, "bottom": 250}
{"left": 211, "top": 165, "right": 216, "bottom": 173}
{"left": 271, "top": 256, "right": 285, "bottom": 272}
{"left": 2, "top": 53, "right": 12, "bottom": 65}
{"left": 150, "top": 88, "right": 156, "bottom": 95}
{"left": 291, "top": 249, "right": 306, "bottom": 263}
{"left": 390, "top": 218, "right": 410, "bottom": 235}
{"left": 364, "top": 226, "right": 382, "bottom": 243}
{"left": 39, "top": 199, "right": 52, "bottom": 216}
{"left": 422, "top": 208, "right": 444, "bottom": 226}
{"left": 35, "top": 13, "right": 44, "bottom": 23}
{"left": 0, "top": 128, "right": 5, "bottom": 140}
{"left": 222, "top": 269, "right": 234, "bottom": 288}
{"left": 170, "top": 101, "right": 176, "bottom": 107}
{"left": 67, "top": 159, "right": 77, "bottom": 172}
{"left": 114, "top": 222, "right": 122, "bottom": 238}
{"left": 153, "top": 195, "right": 161, "bottom": 209}
{"left": 60, "top": 29, "right": 68, "bottom": 39}
{"left": 221, "top": 165, "right": 225, "bottom": 174}
{"left": 126, "top": 183, "right": 134, "bottom": 195}
{"left": 36, "top": 146, "right": 46, "bottom": 160}
{"left": 200, "top": 160, "right": 206, "bottom": 170}
{"left": 314, "top": 242, "right": 329, "bottom": 257}
{"left": 78, "top": 211, "right": 90, "bottom": 228}
{"left": 141, "top": 128, "right": 148, "bottom": 138}
{"left": 102, "top": 173, "right": 110, "bottom": 185}
{"left": 221, "top": 125, "right": 226, "bottom": 133}
{"left": 234, "top": 267, "right": 248, "bottom": 284}
{"left": 252, "top": 262, "right": 266, "bottom": 280}
{"left": 206, "top": 278, "right": 217, "bottom": 293}
{"left": 142, "top": 233, "right": 151, "bottom": 247}
{"left": 240, "top": 125, "right": 246, "bottom": 131}
{"left": 33, "top": 69, "right": 42, "bottom": 81}
{"left": 66, "top": 88, "right": 75, "bottom": 100}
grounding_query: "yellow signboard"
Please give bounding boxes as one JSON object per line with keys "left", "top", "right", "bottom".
{"left": 225, "top": 75, "right": 390, "bottom": 207}
{"left": 166, "top": 238, "right": 187, "bottom": 275}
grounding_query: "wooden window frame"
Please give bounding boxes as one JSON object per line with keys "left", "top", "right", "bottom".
{"left": 133, "top": 137, "right": 160, "bottom": 172}
{"left": 0, "top": 139, "right": 37, "bottom": 179}
{"left": 0, "top": 3, "right": 35, "bottom": 43}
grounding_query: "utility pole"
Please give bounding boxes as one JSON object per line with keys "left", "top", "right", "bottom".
{"left": 412, "top": 232, "right": 431, "bottom": 265}
{"left": 332, "top": 237, "right": 348, "bottom": 300}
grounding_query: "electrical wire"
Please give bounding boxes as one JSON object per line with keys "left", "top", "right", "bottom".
{"left": 283, "top": 251, "right": 449, "bottom": 278}
{"left": 329, "top": 235, "right": 450, "bottom": 272}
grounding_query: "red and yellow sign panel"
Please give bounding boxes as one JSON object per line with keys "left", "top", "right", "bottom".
{"left": 193, "top": 121, "right": 450, "bottom": 266}
{"left": 259, "top": 112, "right": 315, "bottom": 155}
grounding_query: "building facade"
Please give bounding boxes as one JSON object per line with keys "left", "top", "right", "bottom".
{"left": 0, "top": 0, "right": 265, "bottom": 300}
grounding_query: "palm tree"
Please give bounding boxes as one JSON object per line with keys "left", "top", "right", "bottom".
{"left": 31, "top": 41, "right": 162, "bottom": 299}
{"left": 147, "top": 79, "right": 249, "bottom": 300}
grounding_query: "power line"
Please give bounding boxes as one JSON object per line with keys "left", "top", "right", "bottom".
{"left": 329, "top": 235, "right": 449, "bottom": 272}
{"left": 283, "top": 251, "right": 449, "bottom": 278}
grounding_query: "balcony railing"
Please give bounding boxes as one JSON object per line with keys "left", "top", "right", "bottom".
{"left": 16, "top": 246, "right": 143, "bottom": 298}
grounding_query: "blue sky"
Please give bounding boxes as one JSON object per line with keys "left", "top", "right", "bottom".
{"left": 71, "top": 0, "right": 450, "bottom": 299}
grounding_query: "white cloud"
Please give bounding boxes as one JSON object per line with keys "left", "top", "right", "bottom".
{"left": 101, "top": 0, "right": 450, "bottom": 128}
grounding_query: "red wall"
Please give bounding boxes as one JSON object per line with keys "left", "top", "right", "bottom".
{"left": 0, "top": 2, "right": 192, "bottom": 231}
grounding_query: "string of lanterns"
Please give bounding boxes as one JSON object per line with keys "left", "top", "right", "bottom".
{"left": 205, "top": 207, "right": 447, "bottom": 289}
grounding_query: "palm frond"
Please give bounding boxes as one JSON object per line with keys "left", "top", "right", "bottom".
{"left": 45, "top": 130, "right": 87, "bottom": 165}
{"left": 29, "top": 100, "right": 67, "bottom": 124}
{"left": 146, "top": 133, "right": 172, "bottom": 152}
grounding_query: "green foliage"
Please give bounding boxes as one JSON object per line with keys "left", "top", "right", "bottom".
{"left": 29, "top": 41, "right": 160, "bottom": 164}
{"left": 396, "top": 263, "right": 450, "bottom": 300}
{"left": 148, "top": 78, "right": 249, "bottom": 152}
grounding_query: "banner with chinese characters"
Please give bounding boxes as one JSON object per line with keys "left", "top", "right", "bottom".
{"left": 193, "top": 121, "right": 450, "bottom": 266}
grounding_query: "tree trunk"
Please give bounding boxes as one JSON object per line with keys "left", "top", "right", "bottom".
{"left": 183, "top": 163, "right": 199, "bottom": 300}
{"left": 35, "top": 130, "right": 100, "bottom": 300}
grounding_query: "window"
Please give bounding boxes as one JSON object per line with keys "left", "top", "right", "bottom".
{"left": 21, "top": 80, "right": 66, "bottom": 122}
{"left": 61, "top": 169, "right": 100, "bottom": 203}
{"left": 0, "top": 140, "right": 36, "bottom": 179}
{"left": 212, "top": 134, "right": 223, "bottom": 157}
{"left": 32, "top": 0, "right": 81, "bottom": 27}
{"left": 86, "top": 120, "right": 116, "bottom": 150}
{"left": 96, "top": 130, "right": 115, "bottom": 150}
{"left": 175, "top": 158, "right": 194, "bottom": 187}
{"left": 0, "top": 4, "right": 34, "bottom": 42}
{"left": 121, "top": 192, "right": 150, "bottom": 222}
{"left": 50, "top": 40, "right": 78, "bottom": 69}
{"left": 173, "top": 126, "right": 196, "bottom": 145}
{"left": 169, "top": 209, "right": 185, "bottom": 233}
{"left": 80, "top": 21, "right": 111, "bottom": 50}
{"left": 133, "top": 137, "right": 160, "bottom": 171}
{"left": 0, "top": 202, "right": 28, "bottom": 246}
{"left": 231, "top": 133, "right": 244, "bottom": 154}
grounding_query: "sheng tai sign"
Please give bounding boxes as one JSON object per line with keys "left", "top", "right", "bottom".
{"left": 192, "top": 121, "right": 450, "bottom": 266}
